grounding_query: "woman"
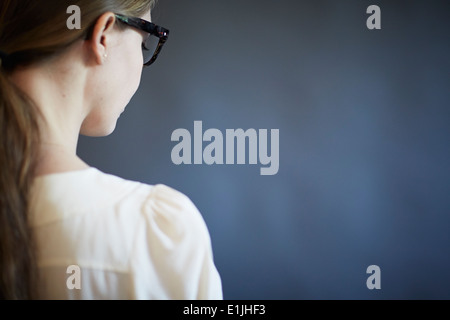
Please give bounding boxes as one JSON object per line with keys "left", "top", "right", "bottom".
{"left": 0, "top": 0, "right": 222, "bottom": 299}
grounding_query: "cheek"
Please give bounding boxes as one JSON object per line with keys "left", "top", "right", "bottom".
{"left": 120, "top": 39, "right": 144, "bottom": 96}
{"left": 105, "top": 38, "right": 143, "bottom": 109}
{"left": 80, "top": 36, "right": 143, "bottom": 137}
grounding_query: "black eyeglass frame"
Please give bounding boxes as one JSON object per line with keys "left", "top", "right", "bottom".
{"left": 115, "top": 14, "right": 169, "bottom": 67}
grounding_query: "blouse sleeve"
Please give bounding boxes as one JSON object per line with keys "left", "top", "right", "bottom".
{"left": 129, "top": 184, "right": 223, "bottom": 300}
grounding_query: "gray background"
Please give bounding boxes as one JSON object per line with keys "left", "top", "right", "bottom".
{"left": 78, "top": 0, "right": 450, "bottom": 299}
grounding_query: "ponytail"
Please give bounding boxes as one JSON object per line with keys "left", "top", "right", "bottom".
{"left": 0, "top": 56, "right": 40, "bottom": 299}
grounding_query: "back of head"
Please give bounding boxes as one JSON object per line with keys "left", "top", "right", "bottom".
{"left": 0, "top": 0, "right": 154, "bottom": 300}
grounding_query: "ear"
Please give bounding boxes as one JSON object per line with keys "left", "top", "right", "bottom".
{"left": 86, "top": 12, "right": 117, "bottom": 65}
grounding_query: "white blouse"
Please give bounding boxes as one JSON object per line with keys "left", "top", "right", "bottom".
{"left": 29, "top": 167, "right": 223, "bottom": 300}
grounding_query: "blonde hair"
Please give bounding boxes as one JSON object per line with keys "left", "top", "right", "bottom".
{"left": 0, "top": 0, "right": 154, "bottom": 299}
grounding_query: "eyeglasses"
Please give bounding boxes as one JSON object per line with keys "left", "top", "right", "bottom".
{"left": 115, "top": 14, "right": 169, "bottom": 67}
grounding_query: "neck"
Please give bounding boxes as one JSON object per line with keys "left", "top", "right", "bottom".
{"left": 10, "top": 52, "right": 91, "bottom": 176}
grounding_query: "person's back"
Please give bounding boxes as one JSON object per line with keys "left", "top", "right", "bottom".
{"left": 30, "top": 167, "right": 222, "bottom": 299}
